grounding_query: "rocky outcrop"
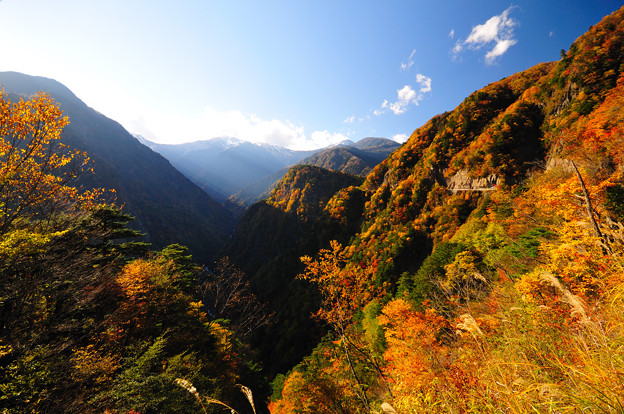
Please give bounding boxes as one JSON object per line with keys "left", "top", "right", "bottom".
{"left": 446, "top": 169, "right": 499, "bottom": 192}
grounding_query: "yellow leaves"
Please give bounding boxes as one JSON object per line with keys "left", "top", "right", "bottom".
{"left": 0, "top": 90, "right": 102, "bottom": 233}
{"left": 187, "top": 300, "right": 208, "bottom": 321}
{"left": 208, "top": 320, "right": 235, "bottom": 357}
{"left": 0, "top": 341, "right": 12, "bottom": 358}
{"left": 0, "top": 228, "right": 66, "bottom": 258}
{"left": 442, "top": 250, "right": 486, "bottom": 294}
{"left": 299, "top": 240, "right": 380, "bottom": 329}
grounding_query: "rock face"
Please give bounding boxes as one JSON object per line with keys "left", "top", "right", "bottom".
{"left": 446, "top": 169, "right": 499, "bottom": 192}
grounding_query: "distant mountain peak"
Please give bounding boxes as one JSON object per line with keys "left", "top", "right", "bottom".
{"left": 211, "top": 136, "right": 244, "bottom": 148}
{"left": 329, "top": 139, "right": 356, "bottom": 148}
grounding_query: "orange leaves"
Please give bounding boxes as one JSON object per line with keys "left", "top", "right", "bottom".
{"left": 379, "top": 298, "right": 449, "bottom": 396}
{"left": 116, "top": 259, "right": 173, "bottom": 299}
{"left": 269, "top": 371, "right": 320, "bottom": 414}
{"left": 299, "top": 240, "right": 380, "bottom": 330}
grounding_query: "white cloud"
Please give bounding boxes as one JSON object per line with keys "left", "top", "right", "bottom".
{"left": 308, "top": 130, "right": 350, "bottom": 148}
{"left": 376, "top": 74, "right": 432, "bottom": 116}
{"left": 452, "top": 6, "right": 517, "bottom": 64}
{"left": 129, "top": 107, "right": 347, "bottom": 151}
{"left": 343, "top": 115, "right": 356, "bottom": 124}
{"left": 373, "top": 103, "right": 386, "bottom": 116}
{"left": 400, "top": 49, "right": 416, "bottom": 71}
{"left": 449, "top": 29, "right": 455, "bottom": 38}
{"left": 392, "top": 133, "right": 409, "bottom": 143}
{"left": 485, "top": 38, "right": 517, "bottom": 63}
{"left": 416, "top": 73, "right": 432, "bottom": 93}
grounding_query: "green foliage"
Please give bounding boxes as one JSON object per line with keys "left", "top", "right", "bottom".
{"left": 157, "top": 243, "right": 198, "bottom": 292}
{"left": 270, "top": 373, "right": 286, "bottom": 401}
{"left": 0, "top": 346, "right": 56, "bottom": 412}
{"left": 361, "top": 300, "right": 386, "bottom": 358}
{"left": 77, "top": 205, "right": 149, "bottom": 258}
{"left": 97, "top": 336, "right": 211, "bottom": 414}
{"left": 605, "top": 183, "right": 624, "bottom": 221}
{"left": 507, "top": 227, "right": 555, "bottom": 259}
{"left": 399, "top": 242, "right": 467, "bottom": 307}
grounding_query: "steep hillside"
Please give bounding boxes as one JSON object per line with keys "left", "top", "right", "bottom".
{"left": 296, "top": 137, "right": 400, "bottom": 177}
{"left": 222, "top": 165, "right": 364, "bottom": 374}
{"left": 0, "top": 72, "right": 233, "bottom": 264}
{"left": 270, "top": 6, "right": 624, "bottom": 412}
{"left": 349, "top": 3, "right": 624, "bottom": 286}
{"left": 225, "top": 138, "right": 399, "bottom": 211}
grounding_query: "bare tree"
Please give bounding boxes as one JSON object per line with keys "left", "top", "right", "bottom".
{"left": 198, "top": 257, "right": 274, "bottom": 338}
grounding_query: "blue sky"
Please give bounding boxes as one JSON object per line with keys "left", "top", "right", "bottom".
{"left": 0, "top": 1, "right": 621, "bottom": 149}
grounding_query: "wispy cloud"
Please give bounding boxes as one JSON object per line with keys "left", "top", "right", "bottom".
{"left": 449, "top": 29, "right": 455, "bottom": 38}
{"left": 343, "top": 115, "right": 356, "bottom": 124}
{"left": 375, "top": 74, "right": 432, "bottom": 116}
{"left": 453, "top": 6, "right": 518, "bottom": 64}
{"left": 400, "top": 49, "right": 416, "bottom": 71}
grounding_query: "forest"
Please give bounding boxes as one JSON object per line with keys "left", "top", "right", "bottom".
{"left": 2, "top": 5, "right": 624, "bottom": 414}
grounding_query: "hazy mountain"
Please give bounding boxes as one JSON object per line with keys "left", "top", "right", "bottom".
{"left": 144, "top": 136, "right": 399, "bottom": 208}
{"left": 0, "top": 71, "right": 233, "bottom": 264}
{"left": 142, "top": 137, "right": 315, "bottom": 201}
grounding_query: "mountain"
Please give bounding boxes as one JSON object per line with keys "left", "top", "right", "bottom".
{"left": 143, "top": 136, "right": 315, "bottom": 201}
{"left": 295, "top": 137, "right": 400, "bottom": 177}
{"left": 270, "top": 6, "right": 624, "bottom": 411}
{"left": 0, "top": 72, "right": 233, "bottom": 264}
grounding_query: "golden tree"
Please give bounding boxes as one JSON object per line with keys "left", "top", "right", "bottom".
{"left": 0, "top": 90, "right": 97, "bottom": 233}
{"left": 300, "top": 240, "right": 379, "bottom": 334}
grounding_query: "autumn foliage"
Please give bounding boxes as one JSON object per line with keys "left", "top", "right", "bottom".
{"left": 0, "top": 91, "right": 107, "bottom": 234}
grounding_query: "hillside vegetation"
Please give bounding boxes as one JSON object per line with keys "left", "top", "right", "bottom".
{"left": 269, "top": 7, "right": 624, "bottom": 413}
{"left": 223, "top": 165, "right": 364, "bottom": 374}
{"left": 295, "top": 138, "right": 400, "bottom": 177}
